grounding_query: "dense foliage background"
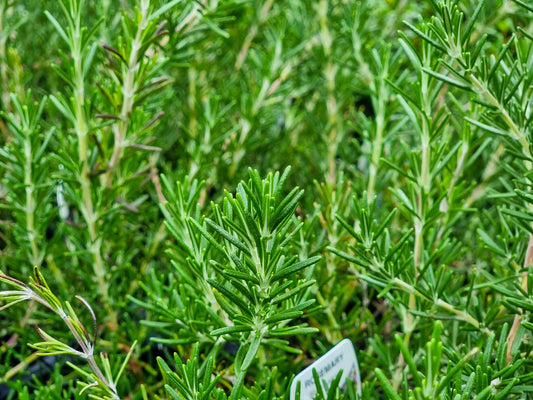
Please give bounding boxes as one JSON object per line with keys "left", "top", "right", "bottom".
{"left": 1, "top": 0, "right": 533, "bottom": 398}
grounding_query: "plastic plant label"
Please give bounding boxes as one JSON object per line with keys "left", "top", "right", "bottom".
{"left": 290, "top": 338, "right": 361, "bottom": 400}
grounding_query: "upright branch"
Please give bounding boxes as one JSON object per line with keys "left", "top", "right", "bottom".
{"left": 0, "top": 94, "right": 51, "bottom": 268}
{"left": 46, "top": 0, "right": 175, "bottom": 315}
{"left": 46, "top": 0, "right": 108, "bottom": 304}
{"left": 317, "top": 0, "right": 341, "bottom": 186}
{"left": 101, "top": 1, "right": 171, "bottom": 188}
{"left": 405, "top": 0, "right": 533, "bottom": 361}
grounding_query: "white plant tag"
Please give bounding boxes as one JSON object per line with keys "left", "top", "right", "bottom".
{"left": 290, "top": 338, "right": 361, "bottom": 400}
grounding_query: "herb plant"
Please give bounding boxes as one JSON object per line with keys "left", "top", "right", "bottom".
{"left": 1, "top": 0, "right": 533, "bottom": 399}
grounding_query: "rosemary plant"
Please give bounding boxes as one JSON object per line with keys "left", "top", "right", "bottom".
{"left": 1, "top": 0, "right": 533, "bottom": 399}
{"left": 44, "top": 0, "right": 176, "bottom": 313}
{"left": 137, "top": 167, "right": 320, "bottom": 399}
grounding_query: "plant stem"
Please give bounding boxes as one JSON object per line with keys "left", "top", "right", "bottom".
{"left": 4, "top": 351, "right": 40, "bottom": 381}
{"left": 23, "top": 128, "right": 40, "bottom": 266}
{"left": 316, "top": 290, "right": 342, "bottom": 343}
{"left": 393, "top": 278, "right": 480, "bottom": 329}
{"left": 466, "top": 72, "right": 532, "bottom": 164}
{"left": 404, "top": 53, "right": 434, "bottom": 347}
{"left": 102, "top": 2, "right": 148, "bottom": 188}
{"left": 70, "top": 3, "right": 109, "bottom": 307}
{"left": 0, "top": 0, "right": 9, "bottom": 117}
{"left": 229, "top": 331, "right": 263, "bottom": 400}
{"left": 187, "top": 66, "right": 199, "bottom": 179}
{"left": 435, "top": 135, "right": 469, "bottom": 245}
{"left": 235, "top": 0, "right": 273, "bottom": 70}
{"left": 317, "top": 0, "right": 341, "bottom": 186}
{"left": 62, "top": 314, "right": 119, "bottom": 398}
{"left": 367, "top": 80, "right": 386, "bottom": 203}
{"left": 461, "top": 57, "right": 533, "bottom": 356}
{"left": 506, "top": 235, "right": 533, "bottom": 364}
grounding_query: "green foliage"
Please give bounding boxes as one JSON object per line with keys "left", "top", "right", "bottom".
{"left": 0, "top": 93, "right": 53, "bottom": 268}
{"left": 0, "top": 268, "right": 136, "bottom": 399}
{"left": 1, "top": 0, "right": 533, "bottom": 399}
{"left": 137, "top": 168, "right": 319, "bottom": 398}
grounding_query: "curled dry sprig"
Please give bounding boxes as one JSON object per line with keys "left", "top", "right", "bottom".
{"left": 0, "top": 267, "right": 134, "bottom": 400}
